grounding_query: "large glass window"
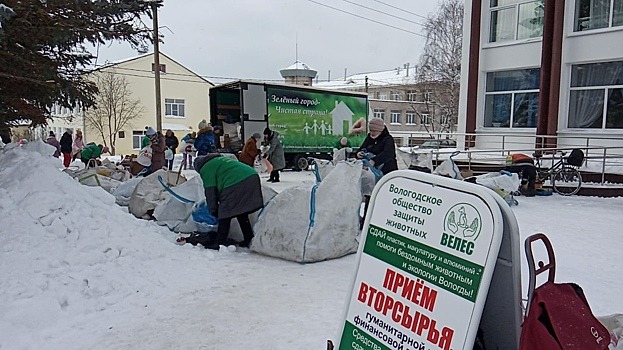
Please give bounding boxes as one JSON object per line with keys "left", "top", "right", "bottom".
{"left": 569, "top": 61, "right": 623, "bottom": 129}
{"left": 406, "top": 111, "right": 417, "bottom": 125}
{"left": 484, "top": 68, "right": 540, "bottom": 127}
{"left": 490, "top": 0, "right": 544, "bottom": 42}
{"left": 165, "top": 98, "right": 185, "bottom": 117}
{"left": 407, "top": 90, "right": 417, "bottom": 102}
{"left": 575, "top": 0, "right": 623, "bottom": 31}
{"left": 390, "top": 110, "right": 402, "bottom": 124}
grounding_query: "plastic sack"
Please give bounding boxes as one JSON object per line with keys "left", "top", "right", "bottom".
{"left": 433, "top": 158, "right": 462, "bottom": 180}
{"left": 409, "top": 151, "right": 433, "bottom": 172}
{"left": 192, "top": 200, "right": 218, "bottom": 225}
{"left": 252, "top": 161, "right": 363, "bottom": 263}
{"left": 164, "top": 148, "right": 174, "bottom": 160}
{"left": 598, "top": 314, "right": 623, "bottom": 350}
{"left": 136, "top": 145, "right": 152, "bottom": 166}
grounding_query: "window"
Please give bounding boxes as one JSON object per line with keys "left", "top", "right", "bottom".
{"left": 165, "top": 98, "right": 185, "bottom": 117}
{"left": 484, "top": 68, "right": 540, "bottom": 128}
{"left": 441, "top": 115, "right": 452, "bottom": 125}
{"left": 423, "top": 89, "right": 433, "bottom": 102}
{"left": 391, "top": 91, "right": 401, "bottom": 101}
{"left": 378, "top": 91, "right": 388, "bottom": 100}
{"left": 407, "top": 90, "right": 417, "bottom": 102}
{"left": 118, "top": 131, "right": 125, "bottom": 139}
{"left": 133, "top": 131, "right": 145, "bottom": 150}
{"left": 390, "top": 110, "right": 402, "bottom": 124}
{"left": 152, "top": 63, "right": 167, "bottom": 73}
{"left": 406, "top": 111, "right": 417, "bottom": 125}
{"left": 422, "top": 113, "right": 432, "bottom": 125}
{"left": 575, "top": 0, "right": 623, "bottom": 31}
{"left": 373, "top": 109, "right": 385, "bottom": 119}
{"left": 489, "top": 0, "right": 544, "bottom": 42}
{"left": 568, "top": 61, "right": 623, "bottom": 129}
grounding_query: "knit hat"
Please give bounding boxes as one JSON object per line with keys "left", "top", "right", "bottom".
{"left": 146, "top": 127, "right": 156, "bottom": 136}
{"left": 252, "top": 132, "right": 261, "bottom": 139}
{"left": 198, "top": 119, "right": 208, "bottom": 130}
{"left": 76, "top": 129, "right": 82, "bottom": 136}
{"left": 263, "top": 127, "right": 271, "bottom": 136}
{"left": 66, "top": 128, "right": 73, "bottom": 134}
{"left": 368, "top": 117, "right": 385, "bottom": 132}
{"left": 340, "top": 137, "right": 348, "bottom": 147}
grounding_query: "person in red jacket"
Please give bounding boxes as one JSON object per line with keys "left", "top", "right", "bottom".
{"left": 506, "top": 153, "right": 537, "bottom": 196}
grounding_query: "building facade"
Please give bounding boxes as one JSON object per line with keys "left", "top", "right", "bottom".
{"left": 458, "top": 0, "right": 623, "bottom": 151}
{"left": 41, "top": 52, "right": 213, "bottom": 155}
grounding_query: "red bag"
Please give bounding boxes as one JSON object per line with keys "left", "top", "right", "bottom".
{"left": 520, "top": 282, "right": 610, "bottom": 350}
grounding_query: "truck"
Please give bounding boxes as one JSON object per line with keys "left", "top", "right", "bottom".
{"left": 208, "top": 80, "right": 369, "bottom": 170}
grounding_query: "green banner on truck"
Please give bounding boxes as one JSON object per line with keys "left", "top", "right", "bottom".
{"left": 266, "top": 87, "right": 368, "bottom": 153}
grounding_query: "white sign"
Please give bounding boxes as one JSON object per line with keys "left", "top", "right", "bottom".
{"left": 337, "top": 171, "right": 504, "bottom": 350}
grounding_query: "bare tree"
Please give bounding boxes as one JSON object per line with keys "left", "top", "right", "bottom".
{"left": 416, "top": 0, "right": 464, "bottom": 134}
{"left": 84, "top": 72, "right": 145, "bottom": 155}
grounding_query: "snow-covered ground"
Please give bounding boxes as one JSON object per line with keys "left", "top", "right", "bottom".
{"left": 1, "top": 142, "right": 622, "bottom": 349}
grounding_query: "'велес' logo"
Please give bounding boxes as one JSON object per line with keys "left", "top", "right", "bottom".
{"left": 441, "top": 203, "right": 482, "bottom": 255}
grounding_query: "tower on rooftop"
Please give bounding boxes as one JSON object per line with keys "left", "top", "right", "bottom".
{"left": 280, "top": 60, "right": 317, "bottom": 86}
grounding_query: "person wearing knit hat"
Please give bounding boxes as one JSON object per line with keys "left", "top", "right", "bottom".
{"left": 356, "top": 117, "right": 398, "bottom": 229}
{"left": 368, "top": 117, "right": 386, "bottom": 132}
{"left": 356, "top": 117, "right": 397, "bottom": 175}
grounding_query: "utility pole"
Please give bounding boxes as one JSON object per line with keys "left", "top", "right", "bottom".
{"left": 150, "top": 0, "right": 163, "bottom": 132}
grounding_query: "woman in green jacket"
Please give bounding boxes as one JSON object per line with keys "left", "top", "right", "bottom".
{"left": 80, "top": 143, "right": 109, "bottom": 167}
{"left": 192, "top": 154, "right": 263, "bottom": 249}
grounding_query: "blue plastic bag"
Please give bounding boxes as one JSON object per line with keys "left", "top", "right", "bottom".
{"left": 191, "top": 200, "right": 218, "bottom": 232}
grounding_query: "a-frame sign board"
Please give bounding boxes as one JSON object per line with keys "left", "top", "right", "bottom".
{"left": 336, "top": 170, "right": 522, "bottom": 350}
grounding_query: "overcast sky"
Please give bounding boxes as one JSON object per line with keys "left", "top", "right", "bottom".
{"left": 92, "top": 0, "right": 442, "bottom": 84}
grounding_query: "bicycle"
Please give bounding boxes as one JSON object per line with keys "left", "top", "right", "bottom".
{"left": 534, "top": 149, "right": 584, "bottom": 196}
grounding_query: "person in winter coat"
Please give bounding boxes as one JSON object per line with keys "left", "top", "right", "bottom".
{"left": 195, "top": 126, "right": 216, "bottom": 156}
{"left": 80, "top": 143, "right": 109, "bottom": 167}
{"left": 72, "top": 129, "right": 85, "bottom": 161}
{"left": 356, "top": 117, "right": 398, "bottom": 175}
{"left": 506, "top": 153, "right": 537, "bottom": 197}
{"left": 356, "top": 117, "right": 398, "bottom": 229}
{"left": 164, "top": 129, "right": 179, "bottom": 170}
{"left": 45, "top": 131, "right": 61, "bottom": 158}
{"left": 190, "top": 154, "right": 263, "bottom": 249}
{"left": 239, "top": 133, "right": 261, "bottom": 167}
{"left": 59, "top": 129, "right": 73, "bottom": 167}
{"left": 142, "top": 126, "right": 153, "bottom": 149}
{"left": 148, "top": 129, "right": 167, "bottom": 172}
{"left": 263, "top": 127, "right": 286, "bottom": 182}
{"left": 181, "top": 132, "right": 196, "bottom": 170}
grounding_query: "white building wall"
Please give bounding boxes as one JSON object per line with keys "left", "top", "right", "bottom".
{"left": 460, "top": 0, "right": 623, "bottom": 153}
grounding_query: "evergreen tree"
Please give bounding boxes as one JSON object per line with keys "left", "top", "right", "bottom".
{"left": 0, "top": 0, "right": 156, "bottom": 128}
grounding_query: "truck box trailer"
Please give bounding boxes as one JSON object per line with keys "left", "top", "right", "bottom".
{"left": 208, "top": 80, "right": 369, "bottom": 170}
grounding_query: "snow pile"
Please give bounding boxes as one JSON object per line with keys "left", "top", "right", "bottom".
{"left": 0, "top": 143, "right": 210, "bottom": 348}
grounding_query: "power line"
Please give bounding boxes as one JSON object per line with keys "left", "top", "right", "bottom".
{"left": 305, "top": 0, "right": 426, "bottom": 38}
{"left": 371, "top": 0, "right": 429, "bottom": 20}
{"left": 338, "top": 0, "right": 424, "bottom": 26}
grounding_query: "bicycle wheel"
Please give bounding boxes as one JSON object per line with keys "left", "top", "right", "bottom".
{"left": 552, "top": 166, "right": 582, "bottom": 195}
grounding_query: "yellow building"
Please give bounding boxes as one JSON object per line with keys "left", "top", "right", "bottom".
{"left": 84, "top": 52, "right": 213, "bottom": 155}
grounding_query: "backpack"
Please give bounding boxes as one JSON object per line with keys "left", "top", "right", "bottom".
{"left": 566, "top": 149, "right": 584, "bottom": 167}
{"left": 520, "top": 281, "right": 610, "bottom": 350}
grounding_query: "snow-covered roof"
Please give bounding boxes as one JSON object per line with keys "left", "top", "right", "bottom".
{"left": 282, "top": 60, "right": 316, "bottom": 72}
{"left": 315, "top": 66, "right": 418, "bottom": 90}
{"left": 280, "top": 60, "right": 317, "bottom": 78}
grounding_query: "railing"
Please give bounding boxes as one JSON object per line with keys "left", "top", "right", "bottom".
{"left": 394, "top": 131, "right": 623, "bottom": 186}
